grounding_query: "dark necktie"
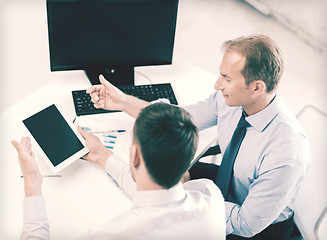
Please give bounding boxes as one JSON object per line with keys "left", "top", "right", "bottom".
{"left": 215, "top": 113, "right": 250, "bottom": 200}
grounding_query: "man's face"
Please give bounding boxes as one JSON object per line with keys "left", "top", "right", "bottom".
{"left": 214, "top": 51, "right": 255, "bottom": 108}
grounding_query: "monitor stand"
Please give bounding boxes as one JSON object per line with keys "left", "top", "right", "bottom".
{"left": 84, "top": 66, "right": 134, "bottom": 86}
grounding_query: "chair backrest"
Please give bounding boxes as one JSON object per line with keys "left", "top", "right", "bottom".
{"left": 293, "top": 105, "right": 327, "bottom": 240}
{"left": 315, "top": 206, "right": 327, "bottom": 239}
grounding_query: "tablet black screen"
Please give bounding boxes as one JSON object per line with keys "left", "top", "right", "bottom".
{"left": 23, "top": 104, "right": 84, "bottom": 166}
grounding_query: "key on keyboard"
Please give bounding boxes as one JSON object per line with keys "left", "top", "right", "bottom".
{"left": 72, "top": 83, "right": 178, "bottom": 116}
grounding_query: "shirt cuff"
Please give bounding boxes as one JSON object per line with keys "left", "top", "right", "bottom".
{"left": 23, "top": 196, "right": 48, "bottom": 223}
{"left": 150, "top": 98, "right": 171, "bottom": 104}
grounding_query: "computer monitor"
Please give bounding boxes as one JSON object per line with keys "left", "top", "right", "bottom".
{"left": 46, "top": 0, "right": 179, "bottom": 85}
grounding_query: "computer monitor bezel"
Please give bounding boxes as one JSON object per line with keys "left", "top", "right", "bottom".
{"left": 46, "top": 0, "right": 179, "bottom": 85}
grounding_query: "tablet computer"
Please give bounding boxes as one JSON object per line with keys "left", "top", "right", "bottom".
{"left": 18, "top": 99, "right": 89, "bottom": 173}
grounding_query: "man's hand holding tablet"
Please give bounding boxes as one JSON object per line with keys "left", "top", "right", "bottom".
{"left": 17, "top": 99, "right": 89, "bottom": 173}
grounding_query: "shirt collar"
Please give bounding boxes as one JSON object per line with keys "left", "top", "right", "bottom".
{"left": 132, "top": 183, "right": 186, "bottom": 208}
{"left": 245, "top": 94, "right": 280, "bottom": 132}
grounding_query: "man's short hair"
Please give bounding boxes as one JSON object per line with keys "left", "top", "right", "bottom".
{"left": 133, "top": 103, "right": 198, "bottom": 189}
{"left": 223, "top": 34, "right": 284, "bottom": 92}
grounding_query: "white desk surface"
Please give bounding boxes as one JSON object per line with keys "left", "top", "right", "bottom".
{"left": 0, "top": 62, "right": 217, "bottom": 239}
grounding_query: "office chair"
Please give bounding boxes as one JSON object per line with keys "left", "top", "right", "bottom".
{"left": 314, "top": 206, "right": 327, "bottom": 239}
{"left": 291, "top": 104, "right": 327, "bottom": 240}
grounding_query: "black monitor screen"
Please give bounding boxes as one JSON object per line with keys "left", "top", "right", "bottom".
{"left": 46, "top": 0, "right": 179, "bottom": 85}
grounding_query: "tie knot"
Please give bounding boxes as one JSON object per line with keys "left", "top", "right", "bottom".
{"left": 237, "top": 114, "right": 250, "bottom": 128}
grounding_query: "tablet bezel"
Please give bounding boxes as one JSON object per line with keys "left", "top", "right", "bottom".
{"left": 18, "top": 99, "right": 89, "bottom": 173}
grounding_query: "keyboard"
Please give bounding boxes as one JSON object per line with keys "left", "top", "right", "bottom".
{"left": 72, "top": 83, "right": 178, "bottom": 116}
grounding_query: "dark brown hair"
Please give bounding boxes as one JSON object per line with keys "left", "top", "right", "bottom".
{"left": 133, "top": 103, "right": 198, "bottom": 189}
{"left": 223, "top": 34, "right": 284, "bottom": 92}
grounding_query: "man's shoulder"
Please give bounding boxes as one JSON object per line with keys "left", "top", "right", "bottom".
{"left": 183, "top": 178, "right": 216, "bottom": 188}
{"left": 84, "top": 179, "right": 226, "bottom": 240}
{"left": 272, "top": 106, "right": 307, "bottom": 140}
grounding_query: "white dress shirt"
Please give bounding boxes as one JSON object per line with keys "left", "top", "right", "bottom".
{"left": 22, "top": 154, "right": 226, "bottom": 239}
{"left": 185, "top": 91, "right": 311, "bottom": 237}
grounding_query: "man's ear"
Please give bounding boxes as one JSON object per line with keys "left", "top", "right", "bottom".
{"left": 130, "top": 144, "right": 141, "bottom": 168}
{"left": 253, "top": 80, "right": 266, "bottom": 94}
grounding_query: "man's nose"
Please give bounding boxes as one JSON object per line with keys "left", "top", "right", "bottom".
{"left": 214, "top": 75, "right": 224, "bottom": 90}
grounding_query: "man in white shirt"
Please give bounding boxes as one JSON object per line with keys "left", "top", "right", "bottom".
{"left": 12, "top": 103, "right": 226, "bottom": 240}
{"left": 86, "top": 34, "right": 311, "bottom": 239}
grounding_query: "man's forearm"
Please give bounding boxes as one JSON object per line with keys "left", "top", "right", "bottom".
{"left": 122, "top": 95, "right": 151, "bottom": 118}
{"left": 23, "top": 175, "right": 42, "bottom": 197}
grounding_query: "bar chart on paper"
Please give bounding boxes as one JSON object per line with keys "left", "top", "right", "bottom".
{"left": 73, "top": 113, "right": 135, "bottom": 163}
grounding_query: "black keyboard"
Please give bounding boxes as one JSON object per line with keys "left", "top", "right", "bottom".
{"left": 72, "top": 83, "right": 178, "bottom": 116}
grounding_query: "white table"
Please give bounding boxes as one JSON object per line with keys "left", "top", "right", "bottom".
{"left": 0, "top": 62, "right": 218, "bottom": 239}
